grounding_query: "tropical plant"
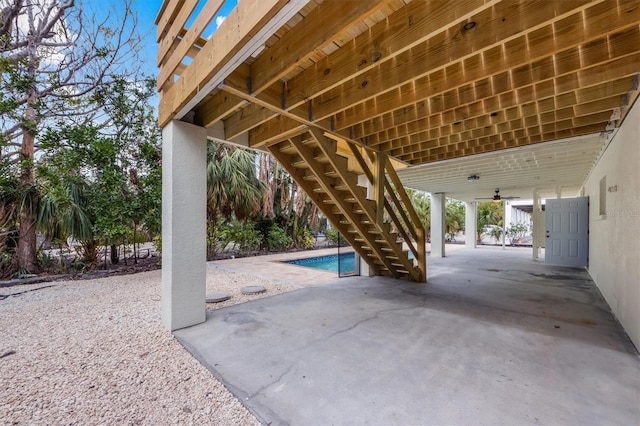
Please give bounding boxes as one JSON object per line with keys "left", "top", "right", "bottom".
{"left": 488, "top": 225, "right": 503, "bottom": 243}
{"left": 206, "top": 142, "right": 265, "bottom": 257}
{"left": 477, "top": 201, "right": 503, "bottom": 244}
{"left": 0, "top": 160, "right": 18, "bottom": 277}
{"left": 0, "top": 0, "right": 142, "bottom": 273}
{"left": 506, "top": 222, "right": 528, "bottom": 245}
{"left": 258, "top": 151, "right": 320, "bottom": 249}
{"left": 219, "top": 221, "right": 262, "bottom": 252}
{"left": 266, "top": 224, "right": 292, "bottom": 251}
{"left": 407, "top": 189, "right": 430, "bottom": 239}
{"left": 445, "top": 199, "right": 465, "bottom": 240}
{"left": 325, "top": 228, "right": 344, "bottom": 246}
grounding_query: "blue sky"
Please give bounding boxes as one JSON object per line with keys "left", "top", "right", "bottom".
{"left": 84, "top": 0, "right": 238, "bottom": 77}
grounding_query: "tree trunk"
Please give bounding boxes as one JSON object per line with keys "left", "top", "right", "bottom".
{"left": 133, "top": 227, "right": 138, "bottom": 264}
{"left": 16, "top": 83, "right": 38, "bottom": 272}
{"left": 110, "top": 245, "right": 119, "bottom": 264}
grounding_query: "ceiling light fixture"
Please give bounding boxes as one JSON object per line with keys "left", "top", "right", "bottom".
{"left": 467, "top": 174, "right": 480, "bottom": 182}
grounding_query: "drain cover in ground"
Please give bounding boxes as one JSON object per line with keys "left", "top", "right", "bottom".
{"left": 206, "top": 293, "right": 231, "bottom": 303}
{"left": 241, "top": 286, "right": 266, "bottom": 295}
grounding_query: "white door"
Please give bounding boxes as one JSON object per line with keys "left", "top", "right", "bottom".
{"left": 545, "top": 197, "right": 589, "bottom": 267}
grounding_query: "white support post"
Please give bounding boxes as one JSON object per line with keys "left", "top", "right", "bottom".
{"left": 162, "top": 120, "right": 207, "bottom": 331}
{"left": 502, "top": 201, "right": 507, "bottom": 250}
{"left": 465, "top": 201, "right": 477, "bottom": 249}
{"left": 430, "top": 192, "right": 445, "bottom": 257}
{"left": 532, "top": 190, "right": 541, "bottom": 260}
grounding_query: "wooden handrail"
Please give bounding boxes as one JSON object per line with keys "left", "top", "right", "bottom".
{"left": 347, "top": 142, "right": 373, "bottom": 182}
{"left": 384, "top": 180, "right": 418, "bottom": 243}
{"left": 345, "top": 140, "right": 426, "bottom": 282}
{"left": 384, "top": 199, "right": 419, "bottom": 260}
{"left": 385, "top": 160, "right": 424, "bottom": 233}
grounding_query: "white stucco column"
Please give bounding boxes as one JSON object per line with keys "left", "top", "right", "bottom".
{"left": 162, "top": 120, "right": 207, "bottom": 331}
{"left": 465, "top": 201, "right": 476, "bottom": 249}
{"left": 430, "top": 192, "right": 445, "bottom": 257}
{"left": 502, "top": 201, "right": 507, "bottom": 249}
{"left": 532, "top": 190, "right": 541, "bottom": 260}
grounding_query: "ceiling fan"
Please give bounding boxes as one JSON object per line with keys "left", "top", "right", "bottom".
{"left": 475, "top": 188, "right": 520, "bottom": 202}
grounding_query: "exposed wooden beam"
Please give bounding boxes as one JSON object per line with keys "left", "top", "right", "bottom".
{"left": 248, "top": 115, "right": 307, "bottom": 147}
{"left": 220, "top": 79, "right": 360, "bottom": 149}
{"left": 371, "top": 79, "right": 633, "bottom": 154}
{"left": 283, "top": 0, "right": 499, "bottom": 109}
{"left": 224, "top": 103, "right": 278, "bottom": 140}
{"left": 193, "top": 91, "right": 246, "bottom": 130}
{"left": 222, "top": 0, "right": 499, "bottom": 144}
{"left": 326, "top": 0, "right": 634, "bottom": 128}
{"left": 157, "top": 0, "right": 226, "bottom": 90}
{"left": 360, "top": 54, "right": 639, "bottom": 145}
{"left": 156, "top": 0, "right": 187, "bottom": 40}
{"left": 403, "top": 122, "right": 608, "bottom": 164}
{"left": 158, "top": 0, "right": 302, "bottom": 127}
{"left": 250, "top": 0, "right": 392, "bottom": 95}
{"left": 218, "top": 1, "right": 640, "bottom": 157}
{"left": 196, "top": 0, "right": 396, "bottom": 139}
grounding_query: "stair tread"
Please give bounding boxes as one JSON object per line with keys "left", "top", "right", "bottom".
{"left": 268, "top": 141, "right": 423, "bottom": 283}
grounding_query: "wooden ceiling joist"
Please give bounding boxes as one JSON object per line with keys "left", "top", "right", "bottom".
{"left": 159, "top": 0, "right": 640, "bottom": 168}
{"left": 370, "top": 77, "right": 635, "bottom": 153}
{"left": 192, "top": 0, "right": 397, "bottom": 135}
{"left": 332, "top": 2, "right": 640, "bottom": 132}
{"left": 158, "top": 0, "right": 305, "bottom": 127}
{"left": 358, "top": 55, "right": 639, "bottom": 145}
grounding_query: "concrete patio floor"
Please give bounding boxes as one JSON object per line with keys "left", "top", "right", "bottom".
{"left": 176, "top": 248, "right": 640, "bottom": 425}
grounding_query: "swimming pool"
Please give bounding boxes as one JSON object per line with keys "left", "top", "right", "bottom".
{"left": 284, "top": 252, "right": 356, "bottom": 274}
{"left": 284, "top": 251, "right": 418, "bottom": 275}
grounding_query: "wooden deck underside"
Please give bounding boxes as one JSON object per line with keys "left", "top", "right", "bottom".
{"left": 156, "top": 0, "right": 640, "bottom": 281}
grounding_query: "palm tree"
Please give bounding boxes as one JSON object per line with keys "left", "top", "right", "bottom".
{"left": 476, "top": 201, "right": 503, "bottom": 244}
{"left": 37, "top": 178, "right": 98, "bottom": 265}
{"left": 0, "top": 160, "right": 19, "bottom": 277}
{"left": 206, "top": 142, "right": 266, "bottom": 255}
{"left": 445, "top": 199, "right": 465, "bottom": 241}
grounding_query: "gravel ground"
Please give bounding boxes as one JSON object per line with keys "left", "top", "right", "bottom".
{"left": 0, "top": 266, "right": 298, "bottom": 425}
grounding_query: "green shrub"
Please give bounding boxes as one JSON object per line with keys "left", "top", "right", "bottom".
{"left": 152, "top": 235, "right": 162, "bottom": 254}
{"left": 507, "top": 222, "right": 528, "bottom": 245}
{"left": 221, "top": 221, "right": 262, "bottom": 251}
{"left": 297, "top": 228, "right": 315, "bottom": 249}
{"left": 325, "top": 228, "right": 344, "bottom": 245}
{"left": 266, "top": 224, "right": 292, "bottom": 251}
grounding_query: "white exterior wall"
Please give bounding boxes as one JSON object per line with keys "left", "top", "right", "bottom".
{"left": 582, "top": 99, "right": 640, "bottom": 350}
{"left": 162, "top": 121, "right": 207, "bottom": 331}
{"left": 504, "top": 204, "right": 531, "bottom": 228}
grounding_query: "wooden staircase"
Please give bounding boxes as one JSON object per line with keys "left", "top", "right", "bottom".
{"left": 268, "top": 127, "right": 426, "bottom": 282}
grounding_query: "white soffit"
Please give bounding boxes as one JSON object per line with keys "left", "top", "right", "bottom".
{"left": 397, "top": 133, "right": 606, "bottom": 201}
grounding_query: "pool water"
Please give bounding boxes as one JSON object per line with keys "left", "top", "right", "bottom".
{"left": 284, "top": 251, "right": 418, "bottom": 275}
{"left": 285, "top": 252, "right": 356, "bottom": 274}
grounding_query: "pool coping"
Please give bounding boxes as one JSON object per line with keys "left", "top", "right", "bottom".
{"left": 209, "top": 247, "right": 351, "bottom": 288}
